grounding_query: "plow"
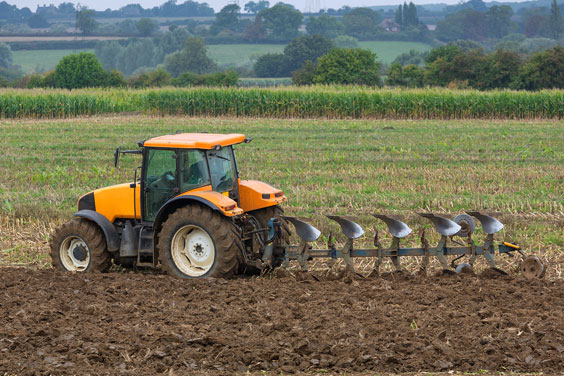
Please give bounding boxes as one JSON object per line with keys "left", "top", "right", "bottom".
{"left": 270, "top": 212, "right": 545, "bottom": 279}
{"left": 49, "top": 132, "right": 545, "bottom": 280}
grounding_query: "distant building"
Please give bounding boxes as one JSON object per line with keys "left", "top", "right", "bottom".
{"left": 36, "top": 4, "right": 58, "bottom": 17}
{"left": 379, "top": 18, "right": 400, "bottom": 33}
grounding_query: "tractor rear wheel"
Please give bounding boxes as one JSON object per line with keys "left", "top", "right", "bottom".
{"left": 158, "top": 204, "right": 242, "bottom": 278}
{"left": 50, "top": 218, "right": 111, "bottom": 273}
{"left": 248, "top": 205, "right": 290, "bottom": 267}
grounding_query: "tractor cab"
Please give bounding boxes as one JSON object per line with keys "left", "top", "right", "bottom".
{"left": 142, "top": 142, "right": 240, "bottom": 222}
{"left": 112, "top": 133, "right": 252, "bottom": 223}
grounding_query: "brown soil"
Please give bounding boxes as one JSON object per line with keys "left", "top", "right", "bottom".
{"left": 1, "top": 267, "right": 563, "bottom": 375}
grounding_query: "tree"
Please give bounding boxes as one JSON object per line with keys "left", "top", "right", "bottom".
{"left": 386, "top": 63, "right": 425, "bottom": 87}
{"left": 0, "top": 43, "right": 13, "bottom": 69}
{"left": 342, "top": 8, "right": 380, "bottom": 37}
{"left": 76, "top": 8, "right": 97, "bottom": 35}
{"left": 283, "top": 35, "right": 334, "bottom": 72}
{"left": 128, "top": 68, "right": 171, "bottom": 88}
{"left": 105, "top": 70, "right": 127, "bottom": 87}
{"left": 406, "top": 2, "right": 419, "bottom": 27}
{"left": 549, "top": 0, "right": 564, "bottom": 39}
{"left": 395, "top": 5, "right": 402, "bottom": 26}
{"left": 292, "top": 60, "right": 317, "bottom": 85}
{"left": 479, "top": 49, "right": 521, "bottom": 89}
{"left": 58, "top": 2, "right": 75, "bottom": 14}
{"left": 117, "top": 19, "right": 138, "bottom": 34}
{"left": 523, "top": 14, "right": 550, "bottom": 38}
{"left": 314, "top": 48, "right": 381, "bottom": 86}
{"left": 116, "top": 39, "right": 157, "bottom": 75}
{"left": 164, "top": 37, "right": 217, "bottom": 77}
{"left": 424, "top": 44, "right": 487, "bottom": 87}
{"left": 95, "top": 40, "right": 123, "bottom": 70}
{"left": 27, "top": 14, "right": 49, "bottom": 29}
{"left": 254, "top": 53, "right": 287, "bottom": 77}
{"left": 54, "top": 52, "right": 106, "bottom": 89}
{"left": 213, "top": 4, "right": 240, "bottom": 33}
{"left": 514, "top": 46, "right": 564, "bottom": 90}
{"left": 306, "top": 14, "right": 343, "bottom": 38}
{"left": 156, "top": 26, "right": 190, "bottom": 60}
{"left": 244, "top": 1, "right": 269, "bottom": 14}
{"left": 243, "top": 17, "right": 268, "bottom": 42}
{"left": 435, "top": 9, "right": 487, "bottom": 41}
{"left": 257, "top": 4, "right": 303, "bottom": 41}
{"left": 136, "top": 18, "right": 158, "bottom": 36}
{"left": 333, "top": 35, "right": 358, "bottom": 48}
{"left": 393, "top": 49, "right": 428, "bottom": 66}
{"left": 486, "top": 5, "right": 514, "bottom": 39}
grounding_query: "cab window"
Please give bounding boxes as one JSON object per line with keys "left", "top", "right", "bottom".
{"left": 207, "top": 147, "right": 236, "bottom": 193}
{"left": 179, "top": 149, "right": 210, "bottom": 192}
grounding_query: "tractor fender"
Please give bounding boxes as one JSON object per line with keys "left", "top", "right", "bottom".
{"left": 74, "top": 210, "right": 120, "bottom": 252}
{"left": 153, "top": 195, "right": 222, "bottom": 233}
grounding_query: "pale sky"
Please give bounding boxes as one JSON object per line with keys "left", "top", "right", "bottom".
{"left": 11, "top": 0, "right": 526, "bottom": 13}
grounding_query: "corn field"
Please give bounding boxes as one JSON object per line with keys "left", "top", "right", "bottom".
{"left": 1, "top": 87, "right": 564, "bottom": 119}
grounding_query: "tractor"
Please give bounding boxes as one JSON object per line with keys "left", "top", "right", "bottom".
{"left": 50, "top": 132, "right": 546, "bottom": 280}
{"left": 50, "top": 133, "right": 288, "bottom": 278}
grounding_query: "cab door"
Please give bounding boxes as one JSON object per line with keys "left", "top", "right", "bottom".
{"left": 142, "top": 148, "right": 178, "bottom": 222}
{"left": 206, "top": 146, "right": 239, "bottom": 203}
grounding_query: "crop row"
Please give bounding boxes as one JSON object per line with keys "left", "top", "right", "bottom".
{"left": 1, "top": 87, "right": 564, "bottom": 119}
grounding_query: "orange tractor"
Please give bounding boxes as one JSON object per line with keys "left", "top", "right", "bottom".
{"left": 50, "top": 133, "right": 288, "bottom": 278}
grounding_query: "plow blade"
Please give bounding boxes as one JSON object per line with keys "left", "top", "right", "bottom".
{"left": 277, "top": 211, "right": 544, "bottom": 279}
{"left": 418, "top": 213, "right": 461, "bottom": 236}
{"left": 281, "top": 216, "right": 321, "bottom": 242}
{"left": 373, "top": 214, "right": 412, "bottom": 238}
{"left": 466, "top": 211, "right": 504, "bottom": 234}
{"left": 326, "top": 215, "right": 364, "bottom": 239}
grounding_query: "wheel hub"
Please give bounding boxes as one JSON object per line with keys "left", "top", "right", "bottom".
{"left": 186, "top": 233, "right": 212, "bottom": 264}
{"left": 72, "top": 245, "right": 88, "bottom": 262}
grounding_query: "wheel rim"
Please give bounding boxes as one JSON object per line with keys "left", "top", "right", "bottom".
{"left": 59, "top": 236, "right": 91, "bottom": 271}
{"left": 171, "top": 225, "right": 215, "bottom": 277}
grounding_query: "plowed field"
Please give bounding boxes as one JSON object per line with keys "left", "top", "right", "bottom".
{"left": 1, "top": 267, "right": 563, "bottom": 375}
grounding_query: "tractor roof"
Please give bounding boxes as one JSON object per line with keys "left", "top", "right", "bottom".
{"left": 144, "top": 133, "right": 247, "bottom": 149}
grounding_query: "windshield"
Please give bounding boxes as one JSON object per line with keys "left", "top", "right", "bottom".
{"left": 207, "top": 147, "right": 236, "bottom": 193}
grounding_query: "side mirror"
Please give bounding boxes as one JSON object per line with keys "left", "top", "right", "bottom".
{"left": 114, "top": 147, "right": 120, "bottom": 167}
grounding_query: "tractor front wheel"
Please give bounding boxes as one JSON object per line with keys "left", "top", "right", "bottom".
{"left": 158, "top": 204, "right": 242, "bottom": 278}
{"left": 50, "top": 218, "right": 111, "bottom": 273}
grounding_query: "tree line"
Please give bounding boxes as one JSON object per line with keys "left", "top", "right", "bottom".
{"left": 436, "top": 0, "right": 564, "bottom": 41}
{"left": 5, "top": 38, "right": 564, "bottom": 91}
{"left": 386, "top": 43, "right": 564, "bottom": 90}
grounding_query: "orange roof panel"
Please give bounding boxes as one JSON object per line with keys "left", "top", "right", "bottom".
{"left": 144, "top": 133, "right": 247, "bottom": 149}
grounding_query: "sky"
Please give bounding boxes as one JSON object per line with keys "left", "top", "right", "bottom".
{"left": 11, "top": 0, "right": 527, "bottom": 13}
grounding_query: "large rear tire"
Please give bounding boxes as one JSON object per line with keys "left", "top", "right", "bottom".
{"left": 50, "top": 218, "right": 111, "bottom": 273}
{"left": 248, "top": 205, "right": 290, "bottom": 267}
{"left": 158, "top": 204, "right": 242, "bottom": 278}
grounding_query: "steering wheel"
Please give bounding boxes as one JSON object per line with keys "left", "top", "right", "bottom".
{"left": 162, "top": 171, "right": 175, "bottom": 184}
{"left": 149, "top": 171, "right": 175, "bottom": 189}
{"left": 218, "top": 175, "right": 233, "bottom": 189}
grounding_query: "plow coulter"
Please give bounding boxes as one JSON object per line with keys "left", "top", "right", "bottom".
{"left": 268, "top": 211, "right": 546, "bottom": 279}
